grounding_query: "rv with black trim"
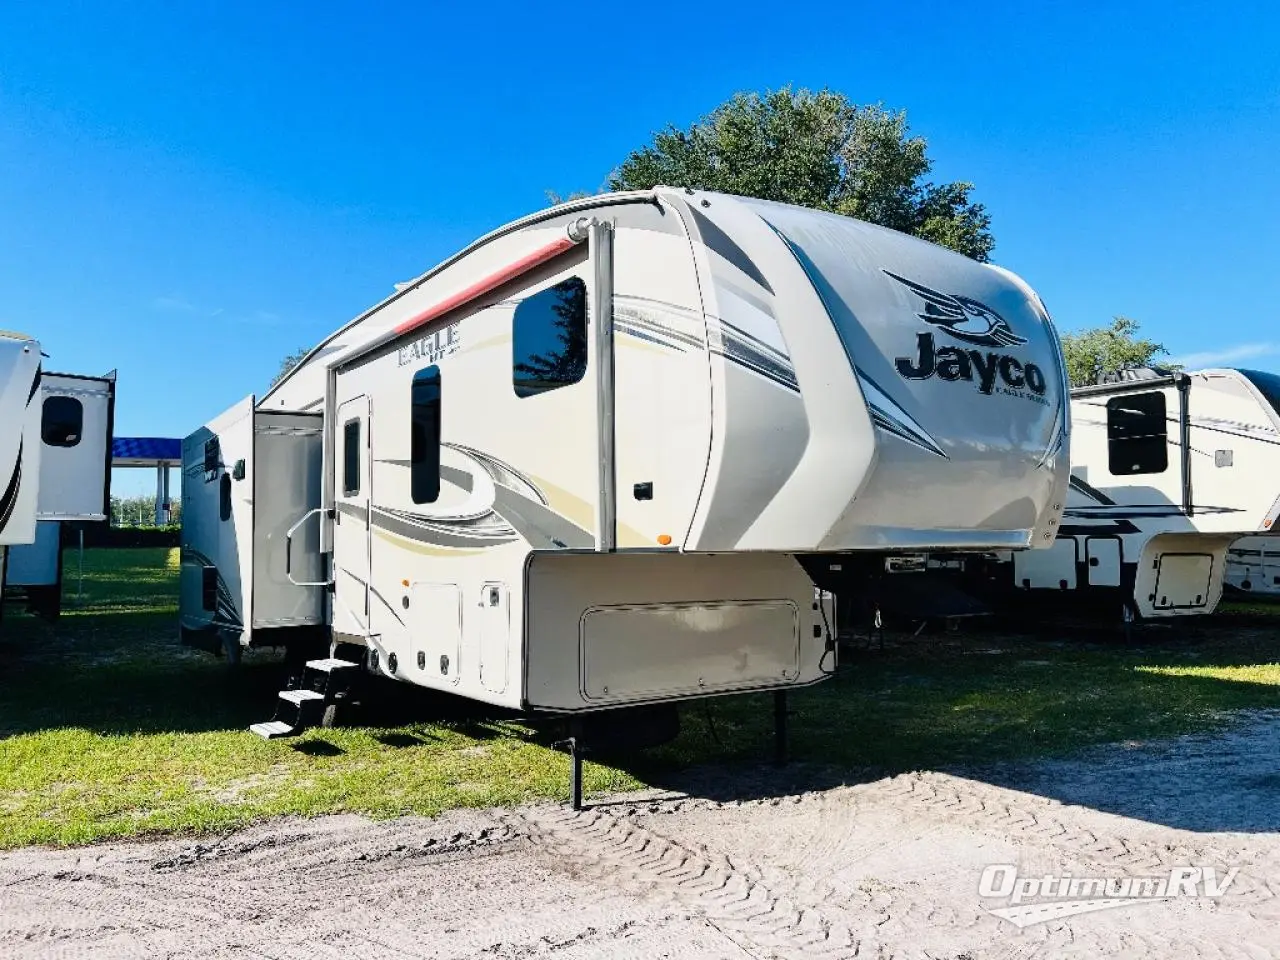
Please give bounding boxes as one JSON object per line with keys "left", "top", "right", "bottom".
{"left": 983, "top": 367, "right": 1280, "bottom": 619}
{"left": 0, "top": 330, "right": 117, "bottom": 624}
{"left": 178, "top": 188, "right": 1069, "bottom": 743}
{"left": 1225, "top": 534, "right": 1280, "bottom": 598}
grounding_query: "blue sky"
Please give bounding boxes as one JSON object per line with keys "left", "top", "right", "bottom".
{"left": 2, "top": 1, "right": 1278, "bottom": 496}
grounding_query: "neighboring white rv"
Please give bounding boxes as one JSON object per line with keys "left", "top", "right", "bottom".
{"left": 1225, "top": 535, "right": 1280, "bottom": 598}
{"left": 179, "top": 188, "right": 1070, "bottom": 740}
{"left": 993, "top": 367, "right": 1280, "bottom": 619}
{"left": 0, "top": 330, "right": 117, "bottom": 618}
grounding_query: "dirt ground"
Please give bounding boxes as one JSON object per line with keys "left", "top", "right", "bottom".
{"left": 4, "top": 712, "right": 1280, "bottom": 960}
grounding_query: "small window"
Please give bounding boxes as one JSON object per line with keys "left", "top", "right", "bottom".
{"left": 42, "top": 396, "right": 83, "bottom": 447}
{"left": 342, "top": 419, "right": 361, "bottom": 497}
{"left": 219, "top": 473, "right": 232, "bottom": 521}
{"left": 411, "top": 366, "right": 441, "bottom": 504}
{"left": 203, "top": 437, "right": 220, "bottom": 474}
{"left": 513, "top": 277, "right": 587, "bottom": 398}
{"left": 1107, "top": 391, "right": 1168, "bottom": 475}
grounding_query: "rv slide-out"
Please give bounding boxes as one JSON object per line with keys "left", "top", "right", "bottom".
{"left": 1, "top": 332, "right": 117, "bottom": 625}
{"left": 180, "top": 188, "right": 1070, "bottom": 731}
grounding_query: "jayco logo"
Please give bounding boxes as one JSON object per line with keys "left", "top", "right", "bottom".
{"left": 884, "top": 270, "right": 1047, "bottom": 401}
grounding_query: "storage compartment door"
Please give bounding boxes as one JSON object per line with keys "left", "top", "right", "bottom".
{"left": 1153, "top": 553, "right": 1213, "bottom": 610}
{"left": 1012, "top": 538, "right": 1078, "bottom": 590}
{"left": 409, "top": 582, "right": 461, "bottom": 685}
{"left": 1085, "top": 537, "right": 1122, "bottom": 586}
{"left": 36, "top": 373, "right": 115, "bottom": 521}
{"left": 478, "top": 582, "right": 510, "bottom": 695}
{"left": 581, "top": 600, "right": 799, "bottom": 704}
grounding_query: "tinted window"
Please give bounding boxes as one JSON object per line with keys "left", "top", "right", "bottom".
{"left": 513, "top": 277, "right": 587, "bottom": 398}
{"left": 219, "top": 473, "right": 232, "bottom": 521}
{"left": 1107, "top": 391, "right": 1168, "bottom": 475}
{"left": 42, "top": 396, "right": 83, "bottom": 447}
{"left": 203, "top": 437, "right": 219, "bottom": 474}
{"left": 1241, "top": 369, "right": 1280, "bottom": 417}
{"left": 342, "top": 419, "right": 361, "bottom": 497}
{"left": 411, "top": 366, "right": 441, "bottom": 504}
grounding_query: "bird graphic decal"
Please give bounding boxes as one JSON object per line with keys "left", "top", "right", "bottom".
{"left": 883, "top": 270, "right": 1027, "bottom": 348}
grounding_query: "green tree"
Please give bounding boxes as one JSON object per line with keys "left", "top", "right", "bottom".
{"left": 272, "top": 347, "right": 310, "bottom": 387}
{"left": 608, "top": 87, "right": 994, "bottom": 261}
{"left": 1059, "top": 317, "right": 1171, "bottom": 387}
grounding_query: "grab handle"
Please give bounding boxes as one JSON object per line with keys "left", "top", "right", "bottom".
{"left": 285, "top": 508, "right": 330, "bottom": 587}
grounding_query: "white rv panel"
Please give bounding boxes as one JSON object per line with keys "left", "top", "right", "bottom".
{"left": 409, "top": 582, "right": 461, "bottom": 684}
{"left": 252, "top": 412, "right": 324, "bottom": 628}
{"left": 1226, "top": 536, "right": 1280, "bottom": 596}
{"left": 35, "top": 373, "right": 114, "bottom": 522}
{"left": 1085, "top": 537, "right": 1122, "bottom": 587}
{"left": 477, "top": 582, "right": 510, "bottom": 695}
{"left": 1152, "top": 554, "right": 1214, "bottom": 611}
{"left": 581, "top": 600, "right": 799, "bottom": 703}
{"left": 4, "top": 520, "right": 60, "bottom": 586}
{"left": 1012, "top": 538, "right": 1077, "bottom": 590}
{"left": 0, "top": 333, "right": 42, "bottom": 548}
{"left": 523, "top": 552, "right": 827, "bottom": 712}
{"left": 180, "top": 396, "right": 255, "bottom": 644}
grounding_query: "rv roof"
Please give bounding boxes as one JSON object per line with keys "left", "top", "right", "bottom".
{"left": 0, "top": 329, "right": 36, "bottom": 343}
{"left": 260, "top": 188, "right": 662, "bottom": 405}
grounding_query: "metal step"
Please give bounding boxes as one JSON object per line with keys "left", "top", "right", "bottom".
{"left": 280, "top": 688, "right": 325, "bottom": 704}
{"left": 251, "top": 657, "right": 361, "bottom": 740}
{"left": 250, "top": 721, "right": 296, "bottom": 739}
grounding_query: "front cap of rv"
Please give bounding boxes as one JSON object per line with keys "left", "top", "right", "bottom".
{"left": 0, "top": 333, "right": 43, "bottom": 545}
{"left": 683, "top": 195, "right": 1070, "bottom": 553}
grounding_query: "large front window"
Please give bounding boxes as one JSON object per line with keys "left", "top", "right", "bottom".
{"left": 1240, "top": 369, "right": 1280, "bottom": 418}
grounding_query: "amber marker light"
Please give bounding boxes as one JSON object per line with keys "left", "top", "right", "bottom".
{"left": 657, "top": 534, "right": 673, "bottom": 545}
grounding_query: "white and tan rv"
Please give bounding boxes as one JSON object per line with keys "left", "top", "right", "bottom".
{"left": 179, "top": 189, "right": 1070, "bottom": 741}
{"left": 993, "top": 367, "right": 1280, "bottom": 619}
{"left": 1226, "top": 535, "right": 1280, "bottom": 598}
{"left": 0, "top": 330, "right": 117, "bottom": 620}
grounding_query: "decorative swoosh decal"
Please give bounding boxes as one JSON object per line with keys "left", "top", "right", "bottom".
{"left": 0, "top": 441, "right": 21, "bottom": 535}
{"left": 179, "top": 547, "right": 244, "bottom": 629}
{"left": 342, "top": 444, "right": 593, "bottom": 551}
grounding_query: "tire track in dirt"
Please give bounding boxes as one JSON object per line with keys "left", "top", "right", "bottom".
{"left": 878, "top": 771, "right": 1280, "bottom": 901}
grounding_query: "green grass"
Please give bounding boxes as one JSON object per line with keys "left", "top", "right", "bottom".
{"left": 2, "top": 548, "right": 1280, "bottom": 849}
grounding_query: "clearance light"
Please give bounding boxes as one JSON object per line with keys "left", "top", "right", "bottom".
{"left": 401, "top": 578, "right": 410, "bottom": 587}
{"left": 657, "top": 534, "right": 672, "bottom": 546}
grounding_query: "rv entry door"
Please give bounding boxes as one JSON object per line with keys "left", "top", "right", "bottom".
{"left": 333, "top": 395, "right": 372, "bottom": 639}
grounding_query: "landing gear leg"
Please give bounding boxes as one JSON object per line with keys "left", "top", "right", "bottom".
{"left": 774, "top": 690, "right": 789, "bottom": 766}
{"left": 566, "top": 719, "right": 584, "bottom": 811}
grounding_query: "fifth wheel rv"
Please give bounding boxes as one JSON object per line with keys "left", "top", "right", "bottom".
{"left": 180, "top": 188, "right": 1070, "bottom": 743}
{"left": 0, "top": 330, "right": 116, "bottom": 622}
{"left": 993, "top": 367, "right": 1280, "bottom": 619}
{"left": 1225, "top": 535, "right": 1280, "bottom": 598}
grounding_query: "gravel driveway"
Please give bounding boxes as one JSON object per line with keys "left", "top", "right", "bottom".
{"left": 4, "top": 713, "right": 1280, "bottom": 959}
